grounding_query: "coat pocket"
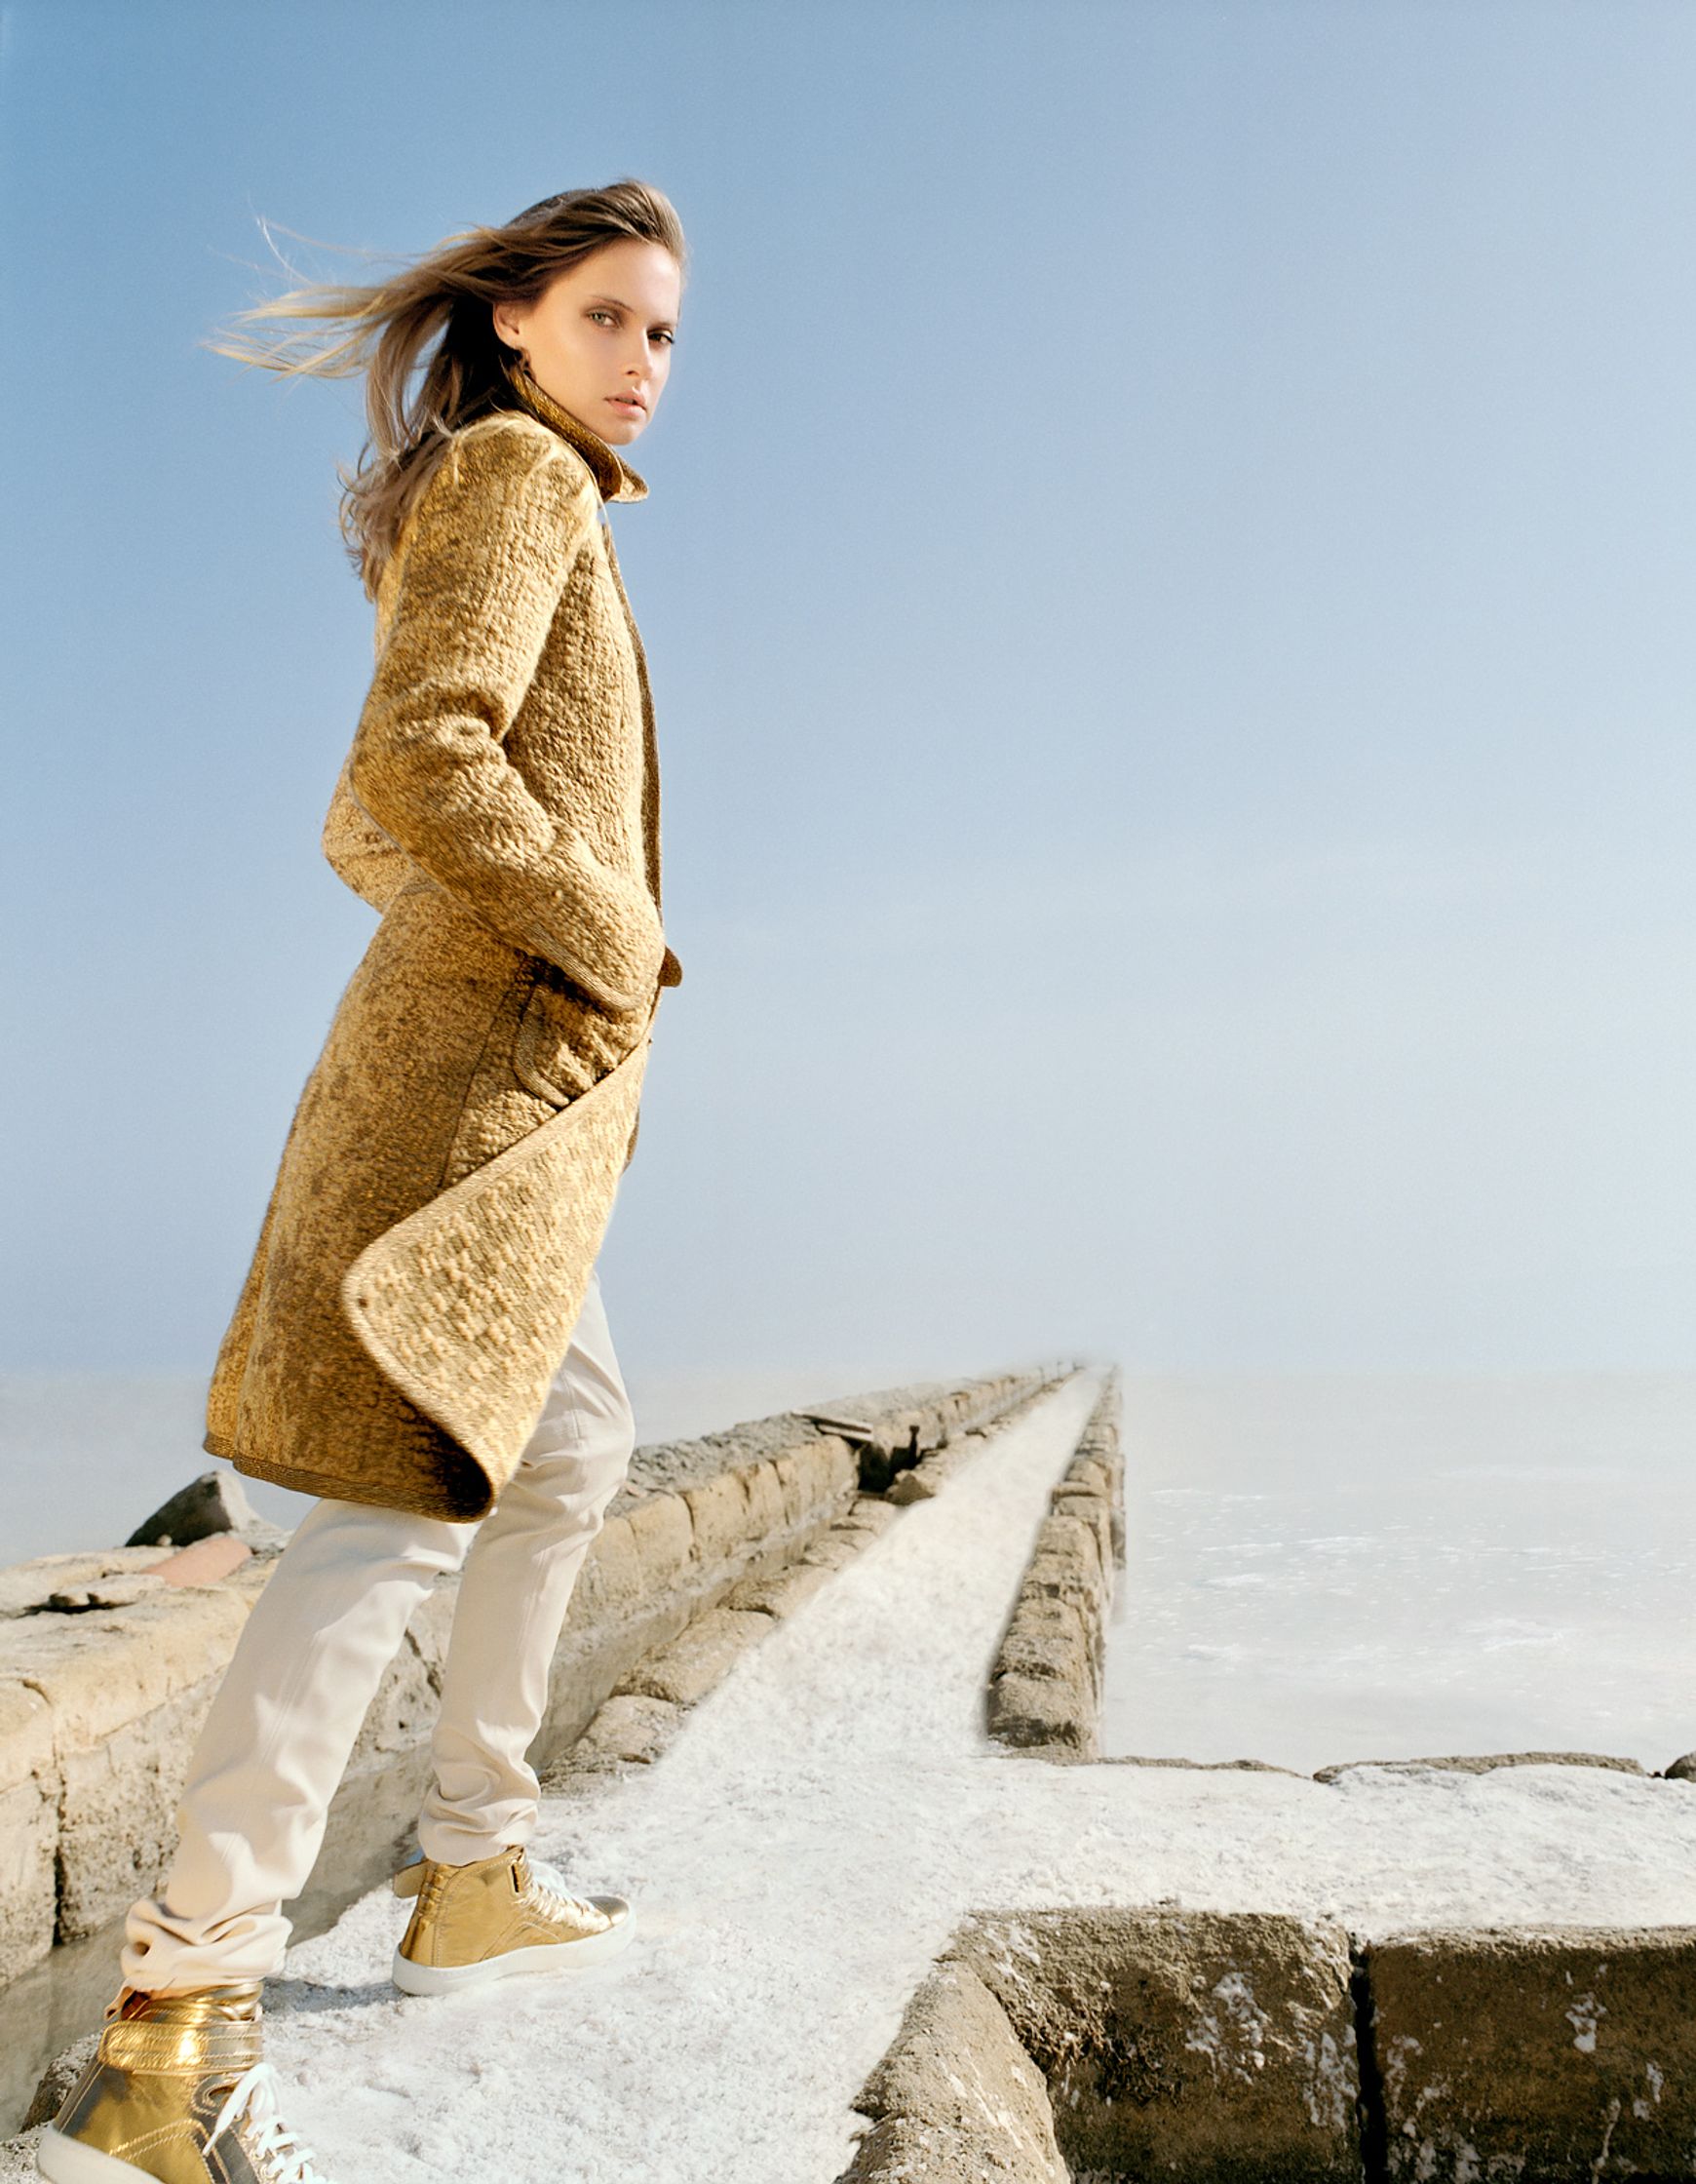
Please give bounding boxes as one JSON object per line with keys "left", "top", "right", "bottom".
{"left": 513, "top": 962, "right": 648, "bottom": 1108}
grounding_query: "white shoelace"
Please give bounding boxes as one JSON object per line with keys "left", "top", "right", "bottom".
{"left": 524, "top": 1853, "right": 611, "bottom": 1928}
{"left": 207, "top": 2060, "right": 332, "bottom": 2184}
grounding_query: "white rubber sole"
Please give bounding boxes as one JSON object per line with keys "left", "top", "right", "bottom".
{"left": 391, "top": 1901, "right": 636, "bottom": 1996}
{"left": 36, "top": 2127, "right": 153, "bottom": 2181}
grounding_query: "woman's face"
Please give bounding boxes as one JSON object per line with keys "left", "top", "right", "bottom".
{"left": 492, "top": 239, "right": 680, "bottom": 447}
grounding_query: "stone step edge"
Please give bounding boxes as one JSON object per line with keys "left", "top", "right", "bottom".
{"left": 836, "top": 1906, "right": 1696, "bottom": 2184}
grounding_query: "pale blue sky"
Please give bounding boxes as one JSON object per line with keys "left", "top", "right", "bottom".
{"left": 4, "top": 0, "right": 1695, "bottom": 1395}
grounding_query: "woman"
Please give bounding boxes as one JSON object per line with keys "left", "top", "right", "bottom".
{"left": 39, "top": 177, "right": 686, "bottom": 2184}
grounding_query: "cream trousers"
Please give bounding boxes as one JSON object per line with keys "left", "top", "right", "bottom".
{"left": 121, "top": 1268, "right": 635, "bottom": 1992}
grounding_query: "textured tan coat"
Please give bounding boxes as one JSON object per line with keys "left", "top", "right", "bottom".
{"left": 204, "top": 364, "right": 679, "bottom": 1520}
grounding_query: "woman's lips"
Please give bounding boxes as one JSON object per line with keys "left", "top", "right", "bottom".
{"left": 607, "top": 395, "right": 643, "bottom": 414}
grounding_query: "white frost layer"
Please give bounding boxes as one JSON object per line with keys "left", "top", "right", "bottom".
{"left": 261, "top": 1371, "right": 1696, "bottom": 2184}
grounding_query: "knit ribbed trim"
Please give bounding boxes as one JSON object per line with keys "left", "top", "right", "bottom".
{"left": 497, "top": 353, "right": 649, "bottom": 504}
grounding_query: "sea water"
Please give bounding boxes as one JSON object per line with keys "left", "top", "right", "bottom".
{"left": 1102, "top": 1372, "right": 1696, "bottom": 1774}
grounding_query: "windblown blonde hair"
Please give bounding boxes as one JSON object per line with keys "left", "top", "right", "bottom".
{"left": 205, "top": 179, "right": 687, "bottom": 599}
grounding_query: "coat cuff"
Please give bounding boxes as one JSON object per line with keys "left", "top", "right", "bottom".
{"left": 517, "top": 847, "right": 667, "bottom": 1013}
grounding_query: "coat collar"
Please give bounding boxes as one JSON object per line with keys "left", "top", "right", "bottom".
{"left": 497, "top": 353, "right": 649, "bottom": 505}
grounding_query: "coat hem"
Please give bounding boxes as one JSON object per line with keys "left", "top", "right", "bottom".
{"left": 337, "top": 999, "right": 659, "bottom": 1499}
{"left": 205, "top": 1429, "right": 481, "bottom": 1523}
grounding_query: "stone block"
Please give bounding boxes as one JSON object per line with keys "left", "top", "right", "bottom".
{"left": 737, "top": 1461, "right": 790, "bottom": 1540}
{"left": 622, "top": 1492, "right": 695, "bottom": 1591}
{"left": 856, "top": 1959, "right": 1064, "bottom": 2177}
{"left": 0, "top": 1679, "right": 54, "bottom": 1796}
{"left": 984, "top": 1671, "right": 1094, "bottom": 1756}
{"left": 55, "top": 1670, "right": 222, "bottom": 1939}
{"left": 1048, "top": 1488, "right": 1111, "bottom": 1562}
{"left": 681, "top": 1469, "right": 752, "bottom": 1566}
{"left": 125, "top": 1469, "right": 272, "bottom": 1549}
{"left": 798, "top": 1531, "right": 866, "bottom": 1572}
{"left": 1020, "top": 1538, "right": 1099, "bottom": 1612}
{"left": 771, "top": 1447, "right": 834, "bottom": 1527}
{"left": 9, "top": 1580, "right": 273, "bottom": 1949}
{"left": 996, "top": 1598, "right": 1092, "bottom": 1688}
{"left": 821, "top": 1433, "right": 859, "bottom": 1495}
{"left": 1036, "top": 1508, "right": 1103, "bottom": 1583}
{"left": 1060, "top": 1456, "right": 1112, "bottom": 1497}
{"left": 565, "top": 1693, "right": 681, "bottom": 1769}
{"left": 5, "top": 1587, "right": 253, "bottom": 1754}
{"left": 614, "top": 1606, "right": 771, "bottom": 1708}
{"left": 0, "top": 1684, "right": 57, "bottom": 1985}
{"left": 1368, "top": 1924, "right": 1696, "bottom": 2183}
{"left": 723, "top": 1563, "right": 835, "bottom": 1618}
{"left": 841, "top": 1497, "right": 900, "bottom": 1538}
{"left": 955, "top": 1907, "right": 1361, "bottom": 2184}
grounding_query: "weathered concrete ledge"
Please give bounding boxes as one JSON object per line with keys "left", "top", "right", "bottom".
{"left": 985, "top": 1367, "right": 1124, "bottom": 1760}
{"left": 837, "top": 1906, "right": 1696, "bottom": 2184}
{"left": 0, "top": 1361, "right": 1074, "bottom": 2001}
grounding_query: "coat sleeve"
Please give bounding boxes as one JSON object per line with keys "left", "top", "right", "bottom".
{"left": 321, "top": 747, "right": 411, "bottom": 912}
{"left": 346, "top": 417, "right": 667, "bottom": 1013}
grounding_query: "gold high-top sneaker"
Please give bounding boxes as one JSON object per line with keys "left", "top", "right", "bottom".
{"left": 390, "top": 1844, "right": 633, "bottom": 1996}
{"left": 36, "top": 1981, "right": 335, "bottom": 2183}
